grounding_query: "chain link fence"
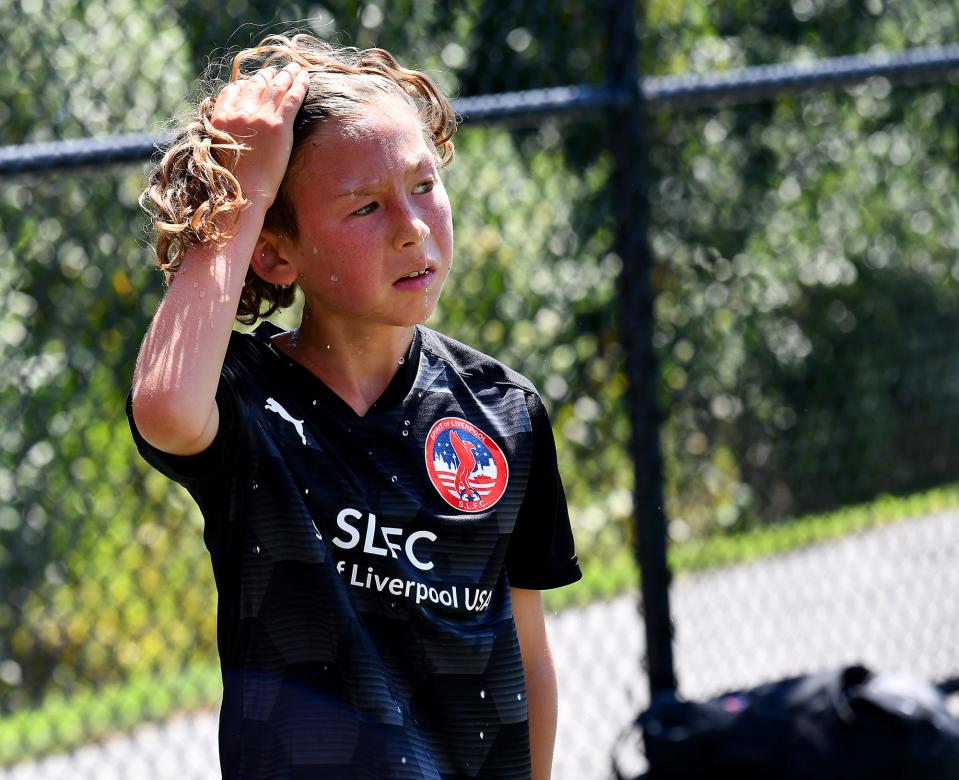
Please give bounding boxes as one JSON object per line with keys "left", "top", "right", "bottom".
{"left": 647, "top": 31, "right": 959, "bottom": 703}
{"left": 3, "top": 0, "right": 959, "bottom": 778}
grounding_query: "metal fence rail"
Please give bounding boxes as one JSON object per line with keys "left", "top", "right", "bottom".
{"left": 4, "top": 44, "right": 959, "bottom": 175}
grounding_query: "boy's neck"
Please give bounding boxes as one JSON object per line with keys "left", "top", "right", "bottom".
{"left": 279, "top": 319, "right": 416, "bottom": 417}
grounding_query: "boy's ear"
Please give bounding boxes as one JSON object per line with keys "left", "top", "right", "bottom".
{"left": 250, "top": 234, "right": 298, "bottom": 287}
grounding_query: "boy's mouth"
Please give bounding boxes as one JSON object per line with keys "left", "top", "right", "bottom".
{"left": 394, "top": 263, "right": 437, "bottom": 290}
{"left": 395, "top": 261, "right": 435, "bottom": 284}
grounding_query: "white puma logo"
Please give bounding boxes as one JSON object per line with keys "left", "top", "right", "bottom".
{"left": 264, "top": 397, "right": 307, "bottom": 445}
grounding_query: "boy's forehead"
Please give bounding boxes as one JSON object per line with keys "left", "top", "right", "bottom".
{"left": 317, "top": 94, "right": 423, "bottom": 144}
{"left": 293, "top": 105, "right": 434, "bottom": 194}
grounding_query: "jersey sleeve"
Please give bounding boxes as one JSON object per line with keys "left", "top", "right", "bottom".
{"left": 126, "top": 357, "right": 245, "bottom": 485}
{"left": 504, "top": 392, "right": 582, "bottom": 590}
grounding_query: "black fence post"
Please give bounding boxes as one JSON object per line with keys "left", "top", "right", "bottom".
{"left": 606, "top": 0, "right": 677, "bottom": 696}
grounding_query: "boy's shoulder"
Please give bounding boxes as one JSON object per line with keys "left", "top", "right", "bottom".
{"left": 225, "top": 322, "right": 283, "bottom": 365}
{"left": 221, "top": 323, "right": 542, "bottom": 399}
{"left": 418, "top": 326, "right": 538, "bottom": 396}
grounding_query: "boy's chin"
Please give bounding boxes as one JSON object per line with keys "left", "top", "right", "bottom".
{"left": 406, "top": 288, "right": 445, "bottom": 325}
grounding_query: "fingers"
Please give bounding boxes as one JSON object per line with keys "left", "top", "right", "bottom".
{"left": 264, "top": 62, "right": 299, "bottom": 106}
{"left": 240, "top": 63, "right": 309, "bottom": 113}
{"left": 251, "top": 66, "right": 278, "bottom": 86}
{"left": 211, "top": 62, "right": 309, "bottom": 132}
{"left": 278, "top": 65, "right": 311, "bottom": 117}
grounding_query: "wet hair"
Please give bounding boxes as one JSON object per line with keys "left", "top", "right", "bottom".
{"left": 141, "top": 33, "right": 458, "bottom": 324}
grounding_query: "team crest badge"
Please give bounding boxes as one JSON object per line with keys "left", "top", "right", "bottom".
{"left": 425, "top": 417, "right": 509, "bottom": 512}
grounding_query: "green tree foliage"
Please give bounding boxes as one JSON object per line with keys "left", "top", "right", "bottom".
{"left": 0, "top": 0, "right": 202, "bottom": 713}
{"left": 643, "top": 0, "right": 959, "bottom": 538}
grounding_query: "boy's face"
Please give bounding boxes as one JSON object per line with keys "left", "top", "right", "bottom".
{"left": 274, "top": 97, "right": 454, "bottom": 332}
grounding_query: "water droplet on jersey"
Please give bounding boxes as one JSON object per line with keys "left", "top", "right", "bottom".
{"left": 192, "top": 281, "right": 199, "bottom": 289}
{"left": 254, "top": 545, "right": 260, "bottom": 554}
{"left": 252, "top": 482, "right": 258, "bottom": 490}
{"left": 304, "top": 488, "right": 309, "bottom": 494}
{"left": 315, "top": 533, "right": 321, "bottom": 540}
{"left": 401, "top": 757, "right": 407, "bottom": 765}
{"left": 479, "top": 731, "right": 484, "bottom": 740}
{"left": 480, "top": 690, "right": 486, "bottom": 699}
{"left": 312, "top": 247, "right": 318, "bottom": 254}
{"left": 398, "top": 356, "right": 405, "bottom": 365}
{"left": 368, "top": 450, "right": 373, "bottom": 456}
{"left": 198, "top": 288, "right": 205, "bottom": 298}
{"left": 404, "top": 420, "right": 410, "bottom": 426}
{"left": 517, "top": 693, "right": 522, "bottom": 701}
{"left": 330, "top": 274, "right": 338, "bottom": 282}
{"left": 391, "top": 475, "right": 398, "bottom": 483}
{"left": 402, "top": 430, "right": 409, "bottom": 437}
{"left": 312, "top": 399, "right": 317, "bottom": 405}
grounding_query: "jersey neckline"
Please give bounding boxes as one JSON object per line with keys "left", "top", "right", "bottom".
{"left": 251, "top": 321, "right": 422, "bottom": 419}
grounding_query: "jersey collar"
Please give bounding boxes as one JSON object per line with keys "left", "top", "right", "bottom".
{"left": 253, "top": 321, "right": 423, "bottom": 418}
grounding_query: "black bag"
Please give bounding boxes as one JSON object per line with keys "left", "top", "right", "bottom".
{"left": 615, "top": 665, "right": 959, "bottom": 780}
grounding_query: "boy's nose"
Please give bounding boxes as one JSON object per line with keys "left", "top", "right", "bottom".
{"left": 397, "top": 214, "right": 431, "bottom": 248}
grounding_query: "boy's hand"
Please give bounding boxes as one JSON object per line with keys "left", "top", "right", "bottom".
{"left": 211, "top": 62, "right": 311, "bottom": 208}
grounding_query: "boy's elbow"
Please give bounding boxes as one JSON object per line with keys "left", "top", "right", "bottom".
{"left": 131, "top": 383, "right": 218, "bottom": 456}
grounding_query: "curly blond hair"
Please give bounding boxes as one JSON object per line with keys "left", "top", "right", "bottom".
{"left": 141, "top": 34, "right": 458, "bottom": 324}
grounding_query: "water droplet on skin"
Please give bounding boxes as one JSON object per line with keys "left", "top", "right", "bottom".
{"left": 391, "top": 475, "right": 398, "bottom": 483}
{"left": 480, "top": 690, "right": 486, "bottom": 699}
{"left": 398, "top": 356, "right": 405, "bottom": 365}
{"left": 313, "top": 247, "right": 318, "bottom": 254}
{"left": 402, "top": 430, "right": 409, "bottom": 437}
{"left": 325, "top": 344, "right": 331, "bottom": 350}
{"left": 418, "top": 392, "right": 423, "bottom": 398}
{"left": 330, "top": 274, "right": 338, "bottom": 282}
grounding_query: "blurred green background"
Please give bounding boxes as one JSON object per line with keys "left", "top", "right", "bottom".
{"left": 2, "top": 0, "right": 959, "bottom": 767}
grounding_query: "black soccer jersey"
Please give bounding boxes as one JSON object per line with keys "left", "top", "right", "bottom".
{"left": 127, "top": 322, "right": 581, "bottom": 780}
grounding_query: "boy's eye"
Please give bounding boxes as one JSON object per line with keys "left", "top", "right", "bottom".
{"left": 413, "top": 179, "right": 434, "bottom": 194}
{"left": 352, "top": 202, "right": 378, "bottom": 217}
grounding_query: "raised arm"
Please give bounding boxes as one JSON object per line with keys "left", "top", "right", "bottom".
{"left": 131, "top": 62, "right": 309, "bottom": 455}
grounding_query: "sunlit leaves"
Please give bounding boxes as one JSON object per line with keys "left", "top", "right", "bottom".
{"left": 645, "top": 2, "right": 959, "bottom": 536}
